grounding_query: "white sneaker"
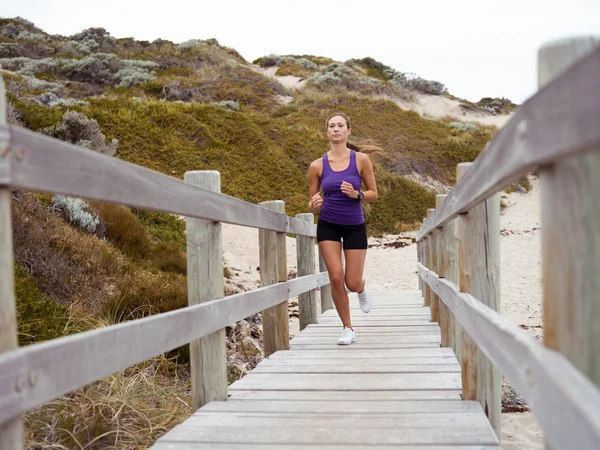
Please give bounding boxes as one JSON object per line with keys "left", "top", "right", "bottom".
{"left": 358, "top": 290, "right": 372, "bottom": 313}
{"left": 337, "top": 327, "right": 356, "bottom": 345}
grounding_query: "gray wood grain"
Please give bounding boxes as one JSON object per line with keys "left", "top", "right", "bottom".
{"left": 420, "top": 264, "right": 600, "bottom": 450}
{"left": 417, "top": 44, "right": 600, "bottom": 239}
{"left": 0, "top": 77, "right": 23, "bottom": 449}
{"left": 290, "top": 334, "right": 441, "bottom": 344}
{"left": 228, "top": 373, "right": 461, "bottom": 391}
{"left": 251, "top": 364, "right": 461, "bottom": 374}
{"left": 0, "top": 272, "right": 327, "bottom": 425}
{"left": 226, "top": 389, "right": 463, "bottom": 401}
{"left": 296, "top": 213, "right": 318, "bottom": 330}
{"left": 539, "top": 37, "right": 600, "bottom": 389}
{"left": 157, "top": 426, "right": 498, "bottom": 445}
{"left": 457, "top": 173, "right": 501, "bottom": 434}
{"left": 6, "top": 125, "right": 316, "bottom": 237}
{"left": 200, "top": 399, "right": 481, "bottom": 414}
{"left": 182, "top": 412, "right": 489, "bottom": 428}
{"left": 184, "top": 171, "right": 227, "bottom": 410}
{"left": 152, "top": 444, "right": 501, "bottom": 450}
{"left": 259, "top": 201, "right": 289, "bottom": 356}
{"left": 267, "top": 347, "right": 454, "bottom": 359}
{"left": 289, "top": 343, "right": 440, "bottom": 350}
{"left": 259, "top": 357, "right": 459, "bottom": 366}
{"left": 298, "top": 327, "right": 441, "bottom": 335}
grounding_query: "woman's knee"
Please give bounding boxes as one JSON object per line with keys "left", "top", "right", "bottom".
{"left": 329, "top": 271, "right": 345, "bottom": 288}
{"left": 345, "top": 276, "right": 363, "bottom": 293}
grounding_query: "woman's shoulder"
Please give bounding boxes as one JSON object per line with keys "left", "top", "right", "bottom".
{"left": 355, "top": 151, "right": 370, "bottom": 161}
{"left": 308, "top": 158, "right": 323, "bottom": 175}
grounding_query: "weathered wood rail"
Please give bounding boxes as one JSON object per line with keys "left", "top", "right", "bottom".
{"left": 417, "top": 37, "right": 600, "bottom": 449}
{"left": 153, "top": 290, "right": 501, "bottom": 448}
{"left": 0, "top": 34, "right": 598, "bottom": 449}
{"left": 0, "top": 77, "right": 333, "bottom": 447}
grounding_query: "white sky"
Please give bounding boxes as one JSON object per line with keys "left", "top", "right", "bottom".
{"left": 4, "top": 0, "right": 600, "bottom": 103}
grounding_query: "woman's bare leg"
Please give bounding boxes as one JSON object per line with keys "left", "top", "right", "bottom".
{"left": 344, "top": 249, "right": 367, "bottom": 294}
{"left": 318, "top": 240, "right": 352, "bottom": 329}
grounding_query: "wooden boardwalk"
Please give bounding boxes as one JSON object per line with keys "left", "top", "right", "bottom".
{"left": 152, "top": 290, "right": 500, "bottom": 449}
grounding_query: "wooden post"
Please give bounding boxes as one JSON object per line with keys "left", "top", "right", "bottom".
{"left": 296, "top": 213, "right": 318, "bottom": 330}
{"left": 436, "top": 194, "right": 450, "bottom": 346}
{"left": 0, "top": 74, "right": 23, "bottom": 450}
{"left": 457, "top": 162, "right": 501, "bottom": 436}
{"left": 417, "top": 225, "right": 423, "bottom": 293}
{"left": 318, "top": 248, "right": 333, "bottom": 313}
{"left": 426, "top": 208, "right": 438, "bottom": 322}
{"left": 259, "top": 201, "right": 289, "bottom": 355}
{"left": 539, "top": 38, "right": 600, "bottom": 389}
{"left": 185, "top": 171, "right": 227, "bottom": 411}
{"left": 423, "top": 211, "right": 433, "bottom": 307}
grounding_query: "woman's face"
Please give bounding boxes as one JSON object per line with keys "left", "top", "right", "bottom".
{"left": 327, "top": 115, "right": 351, "bottom": 143}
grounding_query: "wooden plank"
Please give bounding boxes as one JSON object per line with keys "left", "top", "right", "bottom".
{"left": 419, "top": 264, "right": 600, "bottom": 450}
{"left": 251, "top": 364, "right": 461, "bottom": 374}
{"left": 226, "top": 390, "right": 463, "bottom": 401}
{"left": 267, "top": 347, "right": 454, "bottom": 359}
{"left": 290, "top": 335, "right": 440, "bottom": 344}
{"left": 259, "top": 357, "right": 459, "bottom": 366}
{"left": 347, "top": 304, "right": 424, "bottom": 309}
{"left": 418, "top": 44, "right": 600, "bottom": 239}
{"left": 5, "top": 125, "right": 316, "bottom": 236}
{"left": 152, "top": 444, "right": 501, "bottom": 450}
{"left": 180, "top": 412, "right": 490, "bottom": 428}
{"left": 448, "top": 167, "right": 462, "bottom": 362}
{"left": 306, "top": 325, "right": 439, "bottom": 331}
{"left": 425, "top": 209, "right": 435, "bottom": 308}
{"left": 228, "top": 373, "right": 461, "bottom": 391}
{"left": 320, "top": 308, "right": 428, "bottom": 316}
{"left": 0, "top": 76, "right": 23, "bottom": 449}
{"left": 289, "top": 343, "right": 440, "bottom": 350}
{"left": 259, "top": 201, "right": 289, "bottom": 356}
{"left": 200, "top": 399, "right": 481, "bottom": 414}
{"left": 156, "top": 423, "right": 498, "bottom": 445}
{"left": 298, "top": 328, "right": 441, "bottom": 335}
{"left": 312, "top": 320, "right": 436, "bottom": 327}
{"left": 539, "top": 37, "right": 600, "bottom": 388}
{"left": 296, "top": 213, "right": 318, "bottom": 330}
{"left": 436, "top": 194, "right": 450, "bottom": 348}
{"left": 0, "top": 272, "right": 327, "bottom": 425}
{"left": 184, "top": 170, "right": 226, "bottom": 410}
{"left": 457, "top": 165, "right": 501, "bottom": 434}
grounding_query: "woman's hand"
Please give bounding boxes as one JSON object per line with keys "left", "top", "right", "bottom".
{"left": 340, "top": 181, "right": 358, "bottom": 199}
{"left": 309, "top": 193, "right": 323, "bottom": 213}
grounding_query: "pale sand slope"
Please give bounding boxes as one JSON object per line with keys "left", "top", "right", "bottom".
{"left": 396, "top": 93, "right": 514, "bottom": 128}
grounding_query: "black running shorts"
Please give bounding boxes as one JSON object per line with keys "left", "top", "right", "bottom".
{"left": 316, "top": 219, "right": 368, "bottom": 250}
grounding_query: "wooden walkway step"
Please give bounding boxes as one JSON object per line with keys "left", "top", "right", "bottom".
{"left": 152, "top": 290, "right": 500, "bottom": 449}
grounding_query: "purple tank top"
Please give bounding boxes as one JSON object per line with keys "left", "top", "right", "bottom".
{"left": 319, "top": 150, "right": 364, "bottom": 225}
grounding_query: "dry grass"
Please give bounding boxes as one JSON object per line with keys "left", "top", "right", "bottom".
{"left": 24, "top": 353, "right": 192, "bottom": 449}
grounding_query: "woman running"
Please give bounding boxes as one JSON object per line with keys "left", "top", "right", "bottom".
{"left": 307, "top": 112, "right": 381, "bottom": 345}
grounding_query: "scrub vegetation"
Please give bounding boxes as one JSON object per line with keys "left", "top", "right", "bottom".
{"left": 1, "top": 16, "right": 512, "bottom": 448}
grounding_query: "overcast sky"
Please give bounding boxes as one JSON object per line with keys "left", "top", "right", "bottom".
{"left": 4, "top": 0, "right": 600, "bottom": 104}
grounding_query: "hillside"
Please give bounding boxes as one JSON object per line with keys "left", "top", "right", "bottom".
{"left": 1, "top": 16, "right": 523, "bottom": 448}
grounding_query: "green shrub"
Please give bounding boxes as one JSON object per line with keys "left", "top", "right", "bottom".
{"left": 15, "top": 264, "right": 70, "bottom": 345}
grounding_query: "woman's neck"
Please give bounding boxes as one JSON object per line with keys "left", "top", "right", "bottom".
{"left": 329, "top": 142, "right": 349, "bottom": 157}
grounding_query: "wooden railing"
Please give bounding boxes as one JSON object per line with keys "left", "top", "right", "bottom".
{"left": 0, "top": 78, "right": 333, "bottom": 448}
{"left": 417, "top": 37, "right": 600, "bottom": 449}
